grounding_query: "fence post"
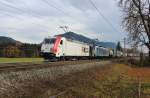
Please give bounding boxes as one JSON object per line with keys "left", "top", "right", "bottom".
{"left": 138, "top": 77, "right": 141, "bottom": 98}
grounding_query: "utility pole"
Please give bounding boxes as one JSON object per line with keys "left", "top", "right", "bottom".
{"left": 140, "top": 44, "right": 143, "bottom": 64}
{"left": 123, "top": 37, "right": 126, "bottom": 57}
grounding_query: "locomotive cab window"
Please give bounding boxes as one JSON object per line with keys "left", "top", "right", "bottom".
{"left": 50, "top": 38, "right": 56, "bottom": 44}
{"left": 44, "top": 39, "right": 50, "bottom": 44}
{"left": 44, "top": 38, "right": 56, "bottom": 44}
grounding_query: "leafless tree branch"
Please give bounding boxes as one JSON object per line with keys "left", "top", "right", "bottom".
{"left": 119, "top": 0, "right": 150, "bottom": 57}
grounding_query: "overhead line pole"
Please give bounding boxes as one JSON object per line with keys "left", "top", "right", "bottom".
{"left": 124, "top": 37, "right": 126, "bottom": 57}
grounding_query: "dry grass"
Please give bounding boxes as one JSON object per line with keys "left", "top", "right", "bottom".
{"left": 45, "top": 64, "right": 150, "bottom": 98}
{"left": 0, "top": 61, "right": 150, "bottom": 98}
{"left": 0, "top": 61, "right": 110, "bottom": 98}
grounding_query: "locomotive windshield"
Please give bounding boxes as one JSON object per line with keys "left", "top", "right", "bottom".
{"left": 44, "top": 38, "right": 56, "bottom": 44}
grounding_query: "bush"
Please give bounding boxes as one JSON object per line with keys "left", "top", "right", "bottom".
{"left": 128, "top": 57, "right": 150, "bottom": 67}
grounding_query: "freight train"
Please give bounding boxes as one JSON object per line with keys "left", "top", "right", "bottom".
{"left": 41, "top": 35, "right": 113, "bottom": 61}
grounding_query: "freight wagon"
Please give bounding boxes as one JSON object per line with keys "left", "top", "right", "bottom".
{"left": 94, "top": 46, "right": 113, "bottom": 57}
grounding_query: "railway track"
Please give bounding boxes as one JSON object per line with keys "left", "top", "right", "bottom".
{"left": 0, "top": 60, "right": 99, "bottom": 72}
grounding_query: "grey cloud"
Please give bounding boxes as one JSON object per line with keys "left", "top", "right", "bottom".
{"left": 0, "top": 0, "right": 125, "bottom": 43}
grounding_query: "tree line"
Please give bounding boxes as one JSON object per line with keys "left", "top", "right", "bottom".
{"left": 0, "top": 43, "right": 41, "bottom": 58}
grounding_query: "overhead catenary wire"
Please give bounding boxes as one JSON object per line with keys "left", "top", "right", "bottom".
{"left": 0, "top": 0, "right": 74, "bottom": 34}
{"left": 0, "top": 1, "right": 24, "bottom": 14}
{"left": 41, "top": 0, "right": 86, "bottom": 22}
{"left": 0, "top": 0, "right": 91, "bottom": 39}
{"left": 41, "top": 0, "right": 89, "bottom": 25}
{"left": 42, "top": 0, "right": 88, "bottom": 33}
{"left": 0, "top": 0, "right": 99, "bottom": 34}
{"left": 43, "top": 0, "right": 122, "bottom": 38}
{"left": 0, "top": 0, "right": 40, "bottom": 18}
{"left": 88, "top": 0, "right": 120, "bottom": 33}
{"left": 0, "top": 11, "right": 22, "bottom": 19}
{"left": 42, "top": 0, "right": 72, "bottom": 32}
{"left": 41, "top": 0, "right": 94, "bottom": 34}
{"left": 0, "top": 0, "right": 50, "bottom": 30}
{"left": 42, "top": 0, "right": 69, "bottom": 16}
{"left": 0, "top": 0, "right": 119, "bottom": 37}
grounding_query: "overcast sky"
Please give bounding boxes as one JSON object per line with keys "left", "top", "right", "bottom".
{"left": 0, "top": 0, "right": 126, "bottom": 43}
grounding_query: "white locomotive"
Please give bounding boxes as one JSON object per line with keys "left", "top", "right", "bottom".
{"left": 41, "top": 35, "right": 113, "bottom": 61}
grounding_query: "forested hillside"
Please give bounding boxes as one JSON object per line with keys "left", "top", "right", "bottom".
{"left": 0, "top": 36, "right": 40, "bottom": 57}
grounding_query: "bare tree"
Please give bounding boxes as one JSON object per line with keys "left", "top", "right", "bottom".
{"left": 119, "top": 0, "right": 150, "bottom": 59}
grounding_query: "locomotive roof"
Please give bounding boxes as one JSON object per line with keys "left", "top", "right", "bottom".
{"left": 53, "top": 32, "right": 117, "bottom": 49}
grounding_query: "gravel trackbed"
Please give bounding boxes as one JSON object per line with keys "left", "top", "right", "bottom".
{"left": 0, "top": 60, "right": 111, "bottom": 98}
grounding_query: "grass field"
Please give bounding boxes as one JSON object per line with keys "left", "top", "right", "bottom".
{"left": 0, "top": 58, "right": 44, "bottom": 63}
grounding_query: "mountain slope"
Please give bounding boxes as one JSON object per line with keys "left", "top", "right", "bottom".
{"left": 0, "top": 36, "right": 21, "bottom": 45}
